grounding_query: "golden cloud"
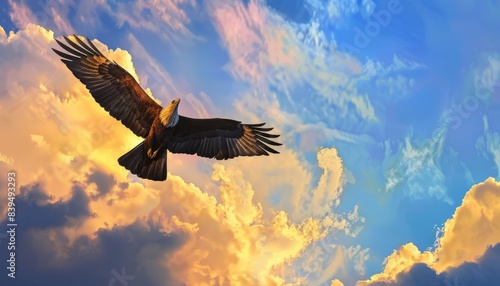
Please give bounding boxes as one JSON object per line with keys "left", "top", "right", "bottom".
{"left": 359, "top": 177, "right": 500, "bottom": 284}
{"left": 331, "top": 279, "right": 345, "bottom": 286}
{"left": 0, "top": 24, "right": 360, "bottom": 285}
{"left": 433, "top": 177, "right": 500, "bottom": 272}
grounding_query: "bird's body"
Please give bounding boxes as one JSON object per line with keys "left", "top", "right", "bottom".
{"left": 53, "top": 35, "right": 282, "bottom": 181}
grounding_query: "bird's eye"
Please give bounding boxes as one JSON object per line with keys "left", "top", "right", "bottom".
{"left": 171, "top": 100, "right": 175, "bottom": 104}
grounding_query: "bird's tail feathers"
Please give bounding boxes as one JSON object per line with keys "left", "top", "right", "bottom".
{"left": 118, "top": 142, "right": 167, "bottom": 181}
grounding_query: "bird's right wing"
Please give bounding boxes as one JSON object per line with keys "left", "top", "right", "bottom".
{"left": 52, "top": 35, "right": 162, "bottom": 138}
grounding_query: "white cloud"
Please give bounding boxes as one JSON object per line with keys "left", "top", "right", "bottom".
{"left": 474, "top": 55, "right": 500, "bottom": 92}
{"left": 383, "top": 126, "right": 452, "bottom": 204}
{"left": 8, "top": 0, "right": 35, "bottom": 29}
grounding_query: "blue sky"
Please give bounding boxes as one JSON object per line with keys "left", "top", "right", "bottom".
{"left": 0, "top": 0, "right": 500, "bottom": 285}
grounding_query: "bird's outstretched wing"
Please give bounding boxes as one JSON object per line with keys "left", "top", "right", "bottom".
{"left": 52, "top": 35, "right": 161, "bottom": 138}
{"left": 168, "top": 116, "right": 282, "bottom": 160}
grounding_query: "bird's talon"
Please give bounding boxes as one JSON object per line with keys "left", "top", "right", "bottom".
{"left": 147, "top": 148, "right": 158, "bottom": 158}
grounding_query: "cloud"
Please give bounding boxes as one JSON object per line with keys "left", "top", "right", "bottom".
{"left": 0, "top": 212, "right": 185, "bottom": 286}
{"left": 383, "top": 125, "right": 452, "bottom": 204}
{"left": 476, "top": 116, "right": 500, "bottom": 178}
{"left": 0, "top": 24, "right": 362, "bottom": 285}
{"left": 223, "top": 137, "right": 364, "bottom": 233}
{"left": 149, "top": 165, "right": 338, "bottom": 285}
{"left": 374, "top": 75, "right": 414, "bottom": 102}
{"left": 365, "top": 244, "right": 500, "bottom": 286}
{"left": 358, "top": 177, "right": 500, "bottom": 285}
{"left": 331, "top": 279, "right": 345, "bottom": 286}
{"left": 366, "top": 243, "right": 435, "bottom": 283}
{"left": 7, "top": 0, "right": 36, "bottom": 30}
{"left": 207, "top": 0, "right": 378, "bottom": 123}
{"left": 7, "top": 0, "right": 75, "bottom": 35}
{"left": 432, "top": 177, "right": 500, "bottom": 272}
{"left": 0, "top": 24, "right": 143, "bottom": 204}
{"left": 113, "top": 0, "right": 199, "bottom": 43}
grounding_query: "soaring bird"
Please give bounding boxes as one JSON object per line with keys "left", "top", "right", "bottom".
{"left": 52, "top": 35, "right": 282, "bottom": 181}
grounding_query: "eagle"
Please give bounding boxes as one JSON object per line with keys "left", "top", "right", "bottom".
{"left": 52, "top": 35, "right": 282, "bottom": 181}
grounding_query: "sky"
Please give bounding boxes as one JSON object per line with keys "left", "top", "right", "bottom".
{"left": 0, "top": 0, "right": 499, "bottom": 285}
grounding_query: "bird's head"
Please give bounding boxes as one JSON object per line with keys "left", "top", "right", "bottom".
{"left": 160, "top": 98, "right": 181, "bottom": 127}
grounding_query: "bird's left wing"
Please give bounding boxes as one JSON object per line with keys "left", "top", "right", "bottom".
{"left": 168, "top": 116, "right": 282, "bottom": 160}
{"left": 52, "top": 35, "right": 162, "bottom": 138}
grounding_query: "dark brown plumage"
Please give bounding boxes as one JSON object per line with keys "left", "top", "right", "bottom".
{"left": 52, "top": 35, "right": 282, "bottom": 181}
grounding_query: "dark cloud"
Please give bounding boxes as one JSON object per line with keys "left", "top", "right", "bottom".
{"left": 87, "top": 168, "right": 117, "bottom": 198}
{"left": 370, "top": 243, "right": 500, "bottom": 286}
{"left": 0, "top": 218, "right": 186, "bottom": 286}
{"left": 0, "top": 181, "right": 187, "bottom": 286}
{"left": 12, "top": 182, "right": 92, "bottom": 229}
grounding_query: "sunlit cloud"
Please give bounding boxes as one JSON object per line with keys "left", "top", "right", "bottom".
{"left": 0, "top": 24, "right": 361, "bottom": 285}
{"left": 358, "top": 177, "right": 500, "bottom": 285}
{"left": 2, "top": 1, "right": 500, "bottom": 285}
{"left": 320, "top": 0, "right": 376, "bottom": 21}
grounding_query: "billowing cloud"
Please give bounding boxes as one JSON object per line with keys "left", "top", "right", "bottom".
{"left": 321, "top": 0, "right": 376, "bottom": 21}
{"left": 6, "top": 0, "right": 197, "bottom": 42}
{"left": 0, "top": 24, "right": 360, "bottom": 285}
{"left": 358, "top": 177, "right": 500, "bottom": 285}
{"left": 125, "top": 33, "right": 216, "bottom": 119}
{"left": 0, "top": 24, "right": 143, "bottom": 206}
{"left": 364, "top": 243, "right": 435, "bottom": 283}
{"left": 7, "top": 0, "right": 35, "bottom": 30}
{"left": 1, "top": 182, "right": 185, "bottom": 286}
{"left": 331, "top": 278, "right": 345, "bottom": 286}
{"left": 364, "top": 244, "right": 500, "bottom": 286}
{"left": 2, "top": 1, "right": 500, "bottom": 285}
{"left": 432, "top": 177, "right": 500, "bottom": 272}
